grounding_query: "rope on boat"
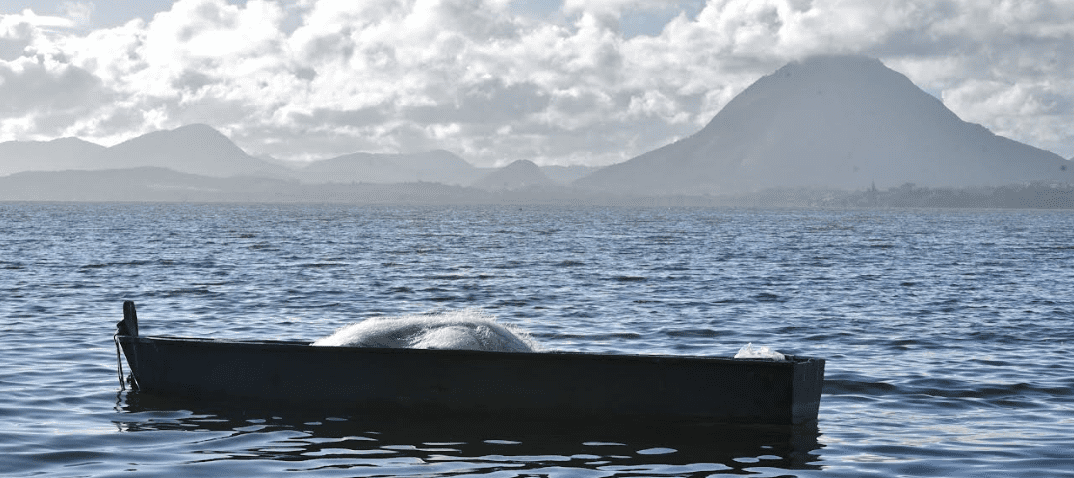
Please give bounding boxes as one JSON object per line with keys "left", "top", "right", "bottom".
{"left": 114, "top": 333, "right": 126, "bottom": 391}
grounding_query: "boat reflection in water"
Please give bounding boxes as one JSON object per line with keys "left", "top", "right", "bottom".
{"left": 114, "top": 391, "right": 824, "bottom": 476}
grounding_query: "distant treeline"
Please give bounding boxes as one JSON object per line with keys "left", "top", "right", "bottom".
{"left": 701, "top": 182, "right": 1074, "bottom": 209}
{"left": 822, "top": 182, "right": 1074, "bottom": 209}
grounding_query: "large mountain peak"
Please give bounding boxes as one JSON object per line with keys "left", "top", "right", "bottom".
{"left": 705, "top": 55, "right": 952, "bottom": 134}
{"left": 578, "top": 55, "right": 1070, "bottom": 194}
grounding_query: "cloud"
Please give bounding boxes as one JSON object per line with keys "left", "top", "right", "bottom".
{"left": 0, "top": 0, "right": 1071, "bottom": 163}
{"left": 0, "top": 8, "right": 76, "bottom": 60}
{"left": 0, "top": 19, "right": 34, "bottom": 61}
{"left": 0, "top": 56, "right": 101, "bottom": 114}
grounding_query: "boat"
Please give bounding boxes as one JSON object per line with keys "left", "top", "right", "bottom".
{"left": 114, "top": 301, "right": 825, "bottom": 425}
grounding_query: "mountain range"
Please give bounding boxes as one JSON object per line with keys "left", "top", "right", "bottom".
{"left": 1, "top": 55, "right": 1070, "bottom": 202}
{"left": 0, "top": 124, "right": 599, "bottom": 188}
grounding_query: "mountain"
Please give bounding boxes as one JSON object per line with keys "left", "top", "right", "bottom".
{"left": 0, "top": 137, "right": 106, "bottom": 176}
{"left": 299, "top": 150, "right": 479, "bottom": 185}
{"left": 576, "top": 55, "right": 1072, "bottom": 195}
{"left": 89, "top": 124, "right": 290, "bottom": 178}
{"left": 473, "top": 160, "right": 558, "bottom": 190}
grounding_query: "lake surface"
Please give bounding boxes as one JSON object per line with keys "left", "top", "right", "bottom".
{"left": 1, "top": 202, "right": 1072, "bottom": 477}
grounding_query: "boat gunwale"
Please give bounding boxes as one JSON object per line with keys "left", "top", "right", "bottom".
{"left": 120, "top": 334, "right": 816, "bottom": 368}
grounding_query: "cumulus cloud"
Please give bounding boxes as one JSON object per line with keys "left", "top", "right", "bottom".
{"left": 0, "top": 9, "right": 75, "bottom": 60}
{"left": 0, "top": 0, "right": 1071, "bottom": 164}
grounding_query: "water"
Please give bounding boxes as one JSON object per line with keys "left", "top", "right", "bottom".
{"left": 1, "top": 202, "right": 1072, "bottom": 477}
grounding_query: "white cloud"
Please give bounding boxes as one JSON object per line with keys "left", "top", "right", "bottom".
{"left": 0, "top": 0, "right": 1071, "bottom": 164}
{"left": 1, "top": 8, "right": 75, "bottom": 28}
{"left": 942, "top": 78, "right": 1073, "bottom": 153}
{"left": 0, "top": 8, "right": 77, "bottom": 60}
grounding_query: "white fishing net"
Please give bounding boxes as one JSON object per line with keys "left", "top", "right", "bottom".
{"left": 311, "top": 309, "right": 539, "bottom": 353}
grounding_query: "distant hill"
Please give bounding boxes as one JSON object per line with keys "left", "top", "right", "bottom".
{"left": 0, "top": 167, "right": 295, "bottom": 202}
{"left": 0, "top": 167, "right": 503, "bottom": 204}
{"left": 473, "top": 160, "right": 558, "bottom": 190}
{"left": 0, "top": 137, "right": 106, "bottom": 176}
{"left": 299, "top": 150, "right": 479, "bottom": 185}
{"left": 255, "top": 154, "right": 302, "bottom": 170}
{"left": 542, "top": 164, "right": 602, "bottom": 185}
{"left": 576, "top": 55, "right": 1072, "bottom": 195}
{"left": 88, "top": 124, "right": 291, "bottom": 178}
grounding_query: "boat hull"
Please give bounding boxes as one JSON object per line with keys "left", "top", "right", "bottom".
{"left": 117, "top": 335, "right": 823, "bottom": 425}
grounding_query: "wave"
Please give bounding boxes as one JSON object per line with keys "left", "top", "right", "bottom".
{"left": 311, "top": 309, "right": 539, "bottom": 353}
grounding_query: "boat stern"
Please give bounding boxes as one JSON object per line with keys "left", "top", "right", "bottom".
{"left": 115, "top": 301, "right": 141, "bottom": 390}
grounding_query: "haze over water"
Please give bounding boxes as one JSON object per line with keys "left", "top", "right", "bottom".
{"left": 1, "top": 202, "right": 1072, "bottom": 477}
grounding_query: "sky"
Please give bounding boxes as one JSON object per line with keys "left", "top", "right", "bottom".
{"left": 0, "top": 0, "right": 1071, "bottom": 167}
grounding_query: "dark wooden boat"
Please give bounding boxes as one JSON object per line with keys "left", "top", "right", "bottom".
{"left": 115, "top": 301, "right": 824, "bottom": 425}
